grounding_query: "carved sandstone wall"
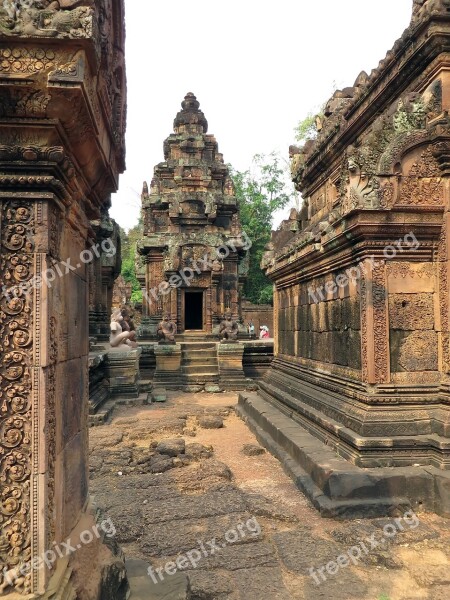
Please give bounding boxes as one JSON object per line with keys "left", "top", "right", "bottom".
{"left": 0, "top": 1, "right": 126, "bottom": 597}
{"left": 239, "top": 0, "right": 450, "bottom": 515}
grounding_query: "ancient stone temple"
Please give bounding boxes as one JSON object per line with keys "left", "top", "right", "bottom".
{"left": 239, "top": 0, "right": 450, "bottom": 517}
{"left": 0, "top": 1, "right": 127, "bottom": 598}
{"left": 137, "top": 93, "right": 249, "bottom": 338}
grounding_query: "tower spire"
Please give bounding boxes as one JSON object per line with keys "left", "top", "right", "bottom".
{"left": 173, "top": 92, "right": 208, "bottom": 134}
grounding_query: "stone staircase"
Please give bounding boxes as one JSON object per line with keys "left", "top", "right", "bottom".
{"left": 180, "top": 342, "right": 219, "bottom": 386}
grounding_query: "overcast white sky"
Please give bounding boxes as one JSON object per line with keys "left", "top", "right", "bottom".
{"left": 111, "top": 0, "right": 414, "bottom": 231}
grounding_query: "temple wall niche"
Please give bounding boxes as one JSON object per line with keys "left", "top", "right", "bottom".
{"left": 388, "top": 262, "right": 439, "bottom": 379}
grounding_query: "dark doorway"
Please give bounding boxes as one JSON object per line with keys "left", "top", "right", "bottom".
{"left": 185, "top": 291, "right": 203, "bottom": 330}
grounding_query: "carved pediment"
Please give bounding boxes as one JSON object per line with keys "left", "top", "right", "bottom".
{"left": 181, "top": 244, "right": 209, "bottom": 269}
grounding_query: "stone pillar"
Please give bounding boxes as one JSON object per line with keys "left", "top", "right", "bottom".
{"left": 106, "top": 348, "right": 142, "bottom": 399}
{"left": 89, "top": 215, "right": 121, "bottom": 341}
{"left": 0, "top": 1, "right": 128, "bottom": 597}
{"left": 273, "top": 285, "right": 279, "bottom": 357}
{"left": 218, "top": 343, "right": 247, "bottom": 389}
{"left": 154, "top": 345, "right": 182, "bottom": 389}
{"left": 139, "top": 257, "right": 164, "bottom": 339}
{"left": 360, "top": 258, "right": 390, "bottom": 385}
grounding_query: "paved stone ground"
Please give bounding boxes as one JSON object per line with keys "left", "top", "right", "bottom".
{"left": 89, "top": 391, "right": 450, "bottom": 600}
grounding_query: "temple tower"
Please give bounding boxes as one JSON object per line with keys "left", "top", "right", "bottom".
{"left": 138, "top": 93, "right": 249, "bottom": 338}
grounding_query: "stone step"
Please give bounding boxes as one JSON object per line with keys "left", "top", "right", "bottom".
{"left": 181, "top": 343, "right": 216, "bottom": 350}
{"left": 181, "top": 356, "right": 217, "bottom": 363}
{"left": 116, "top": 393, "right": 148, "bottom": 408}
{"left": 88, "top": 399, "right": 116, "bottom": 427}
{"left": 181, "top": 344, "right": 216, "bottom": 350}
{"left": 126, "top": 559, "right": 189, "bottom": 599}
{"left": 181, "top": 356, "right": 218, "bottom": 365}
{"left": 139, "top": 379, "right": 153, "bottom": 393}
{"left": 183, "top": 373, "right": 219, "bottom": 382}
{"left": 236, "top": 392, "right": 437, "bottom": 518}
{"left": 181, "top": 365, "right": 219, "bottom": 375}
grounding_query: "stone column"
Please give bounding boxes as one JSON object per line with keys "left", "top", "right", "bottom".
{"left": 140, "top": 256, "right": 164, "bottom": 339}
{"left": 218, "top": 343, "right": 247, "bottom": 389}
{"left": 360, "top": 258, "right": 390, "bottom": 385}
{"left": 273, "top": 285, "right": 279, "bottom": 357}
{"left": 0, "top": 1, "right": 128, "bottom": 597}
{"left": 154, "top": 345, "right": 182, "bottom": 389}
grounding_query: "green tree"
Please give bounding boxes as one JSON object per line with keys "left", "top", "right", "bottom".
{"left": 119, "top": 220, "right": 143, "bottom": 304}
{"left": 294, "top": 112, "right": 318, "bottom": 143}
{"left": 230, "top": 152, "right": 295, "bottom": 304}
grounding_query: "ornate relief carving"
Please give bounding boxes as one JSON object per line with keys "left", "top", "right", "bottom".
{"left": 0, "top": 144, "right": 70, "bottom": 169}
{"left": 373, "top": 262, "right": 389, "bottom": 384}
{"left": 46, "top": 317, "right": 57, "bottom": 549}
{"left": 378, "top": 180, "right": 395, "bottom": 208}
{"left": 398, "top": 148, "right": 444, "bottom": 206}
{"left": 438, "top": 226, "right": 450, "bottom": 373}
{"left": 48, "top": 203, "right": 63, "bottom": 259}
{"left": 341, "top": 154, "right": 380, "bottom": 215}
{"left": 409, "top": 146, "right": 441, "bottom": 177}
{"left": 386, "top": 262, "right": 434, "bottom": 279}
{"left": 0, "top": 47, "right": 56, "bottom": 74}
{"left": 412, "top": 0, "right": 450, "bottom": 24}
{"left": 378, "top": 130, "right": 429, "bottom": 174}
{"left": 359, "top": 274, "right": 368, "bottom": 381}
{"left": 398, "top": 331, "right": 439, "bottom": 371}
{"left": 0, "top": 89, "right": 51, "bottom": 118}
{"left": 181, "top": 245, "right": 209, "bottom": 269}
{"left": 0, "top": 3, "right": 93, "bottom": 39}
{"left": 0, "top": 199, "right": 35, "bottom": 595}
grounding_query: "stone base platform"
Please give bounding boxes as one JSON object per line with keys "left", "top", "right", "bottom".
{"left": 154, "top": 344, "right": 183, "bottom": 389}
{"left": 106, "top": 347, "right": 142, "bottom": 398}
{"left": 237, "top": 392, "right": 450, "bottom": 519}
{"left": 147, "top": 341, "right": 262, "bottom": 391}
{"left": 259, "top": 358, "right": 450, "bottom": 469}
{"left": 126, "top": 559, "right": 189, "bottom": 599}
{"left": 217, "top": 342, "right": 248, "bottom": 390}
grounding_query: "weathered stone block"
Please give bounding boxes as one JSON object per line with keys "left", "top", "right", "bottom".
{"left": 107, "top": 347, "right": 142, "bottom": 397}
{"left": 389, "top": 292, "right": 435, "bottom": 330}
{"left": 217, "top": 343, "right": 247, "bottom": 389}
{"left": 347, "top": 329, "right": 362, "bottom": 370}
{"left": 390, "top": 330, "right": 438, "bottom": 372}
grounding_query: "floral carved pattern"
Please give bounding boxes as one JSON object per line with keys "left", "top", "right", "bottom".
{"left": 0, "top": 200, "right": 35, "bottom": 595}
{"left": 438, "top": 226, "right": 450, "bottom": 374}
{"left": 46, "top": 317, "right": 57, "bottom": 550}
{"left": 360, "top": 274, "right": 368, "bottom": 381}
{"left": 373, "top": 262, "right": 389, "bottom": 384}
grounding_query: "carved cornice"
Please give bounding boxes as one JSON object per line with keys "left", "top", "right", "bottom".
{"left": 0, "top": 0, "right": 127, "bottom": 206}
{"left": 267, "top": 209, "right": 443, "bottom": 285}
{"left": 298, "top": 15, "right": 450, "bottom": 192}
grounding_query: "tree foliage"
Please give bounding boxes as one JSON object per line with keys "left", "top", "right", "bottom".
{"left": 119, "top": 220, "right": 143, "bottom": 304}
{"left": 294, "top": 112, "right": 318, "bottom": 143}
{"left": 230, "top": 152, "right": 295, "bottom": 304}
